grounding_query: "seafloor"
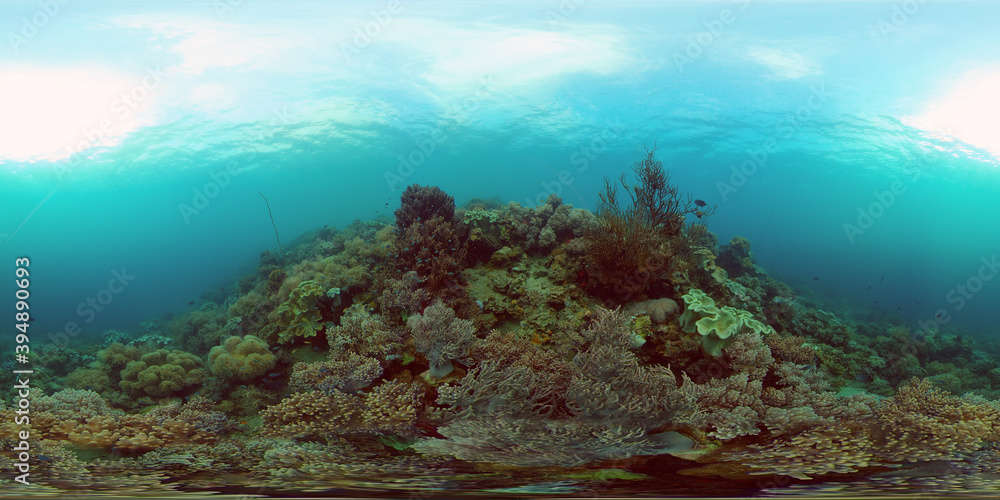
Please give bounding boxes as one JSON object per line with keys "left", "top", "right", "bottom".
{"left": 3, "top": 153, "right": 1000, "bottom": 498}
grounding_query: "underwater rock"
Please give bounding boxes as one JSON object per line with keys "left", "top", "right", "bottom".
{"left": 623, "top": 298, "right": 679, "bottom": 324}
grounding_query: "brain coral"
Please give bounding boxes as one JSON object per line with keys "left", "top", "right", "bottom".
{"left": 208, "top": 335, "right": 276, "bottom": 382}
{"left": 119, "top": 349, "right": 207, "bottom": 397}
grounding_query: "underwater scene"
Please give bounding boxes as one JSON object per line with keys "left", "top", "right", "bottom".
{"left": 2, "top": 0, "right": 1000, "bottom": 498}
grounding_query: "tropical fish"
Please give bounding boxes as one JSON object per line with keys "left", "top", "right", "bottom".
{"left": 694, "top": 199, "right": 707, "bottom": 207}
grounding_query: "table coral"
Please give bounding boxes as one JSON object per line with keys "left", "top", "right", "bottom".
{"left": 119, "top": 349, "right": 207, "bottom": 398}
{"left": 208, "top": 335, "right": 276, "bottom": 381}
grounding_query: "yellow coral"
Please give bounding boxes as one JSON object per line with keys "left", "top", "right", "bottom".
{"left": 119, "top": 349, "right": 207, "bottom": 397}
{"left": 208, "top": 335, "right": 276, "bottom": 381}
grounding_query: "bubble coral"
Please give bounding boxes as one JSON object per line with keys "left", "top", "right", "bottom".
{"left": 208, "top": 335, "right": 276, "bottom": 382}
{"left": 119, "top": 349, "right": 207, "bottom": 398}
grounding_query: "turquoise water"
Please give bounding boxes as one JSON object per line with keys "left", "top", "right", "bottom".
{"left": 2, "top": 1, "right": 1000, "bottom": 498}
{"left": 2, "top": 1, "right": 999, "bottom": 338}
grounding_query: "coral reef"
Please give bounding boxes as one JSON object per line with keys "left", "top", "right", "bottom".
{"left": 15, "top": 151, "right": 1000, "bottom": 495}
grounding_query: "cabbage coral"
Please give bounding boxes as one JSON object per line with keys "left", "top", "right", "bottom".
{"left": 270, "top": 279, "right": 326, "bottom": 344}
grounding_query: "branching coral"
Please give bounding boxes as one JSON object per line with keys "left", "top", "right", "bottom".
{"left": 326, "top": 308, "right": 402, "bottom": 361}
{"left": 394, "top": 215, "right": 467, "bottom": 296}
{"left": 408, "top": 301, "right": 476, "bottom": 378}
{"left": 260, "top": 380, "right": 422, "bottom": 440}
{"left": 419, "top": 308, "right": 698, "bottom": 466}
{"left": 289, "top": 351, "right": 383, "bottom": 395}
{"left": 585, "top": 147, "right": 714, "bottom": 303}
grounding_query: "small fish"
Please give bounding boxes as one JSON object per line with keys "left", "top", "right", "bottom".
{"left": 188, "top": 301, "right": 195, "bottom": 305}
{"left": 268, "top": 372, "right": 282, "bottom": 378}
{"left": 813, "top": 277, "right": 819, "bottom": 281}
{"left": 867, "top": 285, "right": 871, "bottom": 290}
{"left": 37, "top": 455, "right": 53, "bottom": 462}
{"left": 694, "top": 199, "right": 707, "bottom": 207}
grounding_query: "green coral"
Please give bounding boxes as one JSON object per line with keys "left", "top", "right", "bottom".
{"left": 208, "top": 335, "right": 277, "bottom": 382}
{"left": 119, "top": 349, "right": 207, "bottom": 397}
{"left": 678, "top": 288, "right": 774, "bottom": 356}
{"left": 272, "top": 280, "right": 326, "bottom": 344}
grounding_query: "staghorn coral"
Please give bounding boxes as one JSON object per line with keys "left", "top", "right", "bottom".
{"left": 377, "top": 270, "right": 431, "bottom": 321}
{"left": 872, "top": 378, "right": 1000, "bottom": 462}
{"left": 408, "top": 300, "right": 477, "bottom": 378}
{"left": 22, "top": 390, "right": 232, "bottom": 458}
{"left": 326, "top": 308, "right": 402, "bottom": 361}
{"left": 414, "top": 416, "right": 694, "bottom": 467}
{"left": 119, "top": 349, "right": 207, "bottom": 398}
{"left": 289, "top": 351, "right": 383, "bottom": 395}
{"left": 261, "top": 380, "right": 422, "bottom": 440}
{"left": 208, "top": 335, "right": 276, "bottom": 382}
{"left": 420, "top": 308, "right": 699, "bottom": 467}
{"left": 724, "top": 422, "right": 876, "bottom": 479}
